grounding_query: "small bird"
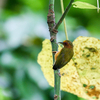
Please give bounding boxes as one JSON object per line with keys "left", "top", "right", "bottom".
{"left": 53, "top": 40, "right": 74, "bottom": 70}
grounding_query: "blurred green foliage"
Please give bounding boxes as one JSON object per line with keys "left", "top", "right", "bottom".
{"left": 0, "top": 0, "right": 100, "bottom": 100}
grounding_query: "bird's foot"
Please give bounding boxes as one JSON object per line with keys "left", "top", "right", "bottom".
{"left": 52, "top": 51, "right": 57, "bottom": 53}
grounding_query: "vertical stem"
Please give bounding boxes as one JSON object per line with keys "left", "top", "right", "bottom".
{"left": 47, "top": 0, "right": 74, "bottom": 100}
{"left": 97, "top": 0, "right": 99, "bottom": 13}
{"left": 47, "top": 0, "right": 61, "bottom": 100}
{"left": 60, "top": 0, "right": 68, "bottom": 40}
{"left": 54, "top": 70, "right": 61, "bottom": 100}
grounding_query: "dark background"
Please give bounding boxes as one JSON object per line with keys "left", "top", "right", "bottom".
{"left": 0, "top": 0, "right": 100, "bottom": 100}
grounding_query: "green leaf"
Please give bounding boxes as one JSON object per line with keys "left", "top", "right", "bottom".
{"left": 72, "top": 1, "right": 99, "bottom": 9}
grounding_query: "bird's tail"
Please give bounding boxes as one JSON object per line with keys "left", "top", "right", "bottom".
{"left": 53, "top": 65, "right": 57, "bottom": 70}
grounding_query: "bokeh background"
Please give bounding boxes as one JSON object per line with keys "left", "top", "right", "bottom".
{"left": 0, "top": 0, "right": 100, "bottom": 100}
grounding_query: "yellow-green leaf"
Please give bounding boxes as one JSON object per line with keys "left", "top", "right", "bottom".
{"left": 37, "top": 36, "right": 100, "bottom": 100}
{"left": 72, "top": 1, "right": 98, "bottom": 9}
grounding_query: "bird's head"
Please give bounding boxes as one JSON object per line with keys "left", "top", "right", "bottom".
{"left": 59, "top": 40, "right": 73, "bottom": 48}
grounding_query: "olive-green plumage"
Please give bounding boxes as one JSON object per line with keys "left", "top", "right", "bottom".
{"left": 53, "top": 40, "right": 74, "bottom": 70}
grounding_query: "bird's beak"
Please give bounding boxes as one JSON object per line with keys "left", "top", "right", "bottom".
{"left": 58, "top": 42, "right": 63, "bottom": 44}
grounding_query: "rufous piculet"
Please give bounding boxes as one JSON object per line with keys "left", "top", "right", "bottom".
{"left": 53, "top": 40, "right": 74, "bottom": 70}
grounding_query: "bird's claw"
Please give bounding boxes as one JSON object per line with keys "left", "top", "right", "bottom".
{"left": 52, "top": 51, "right": 57, "bottom": 53}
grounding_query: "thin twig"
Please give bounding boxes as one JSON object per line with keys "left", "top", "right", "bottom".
{"left": 54, "top": 0, "right": 74, "bottom": 30}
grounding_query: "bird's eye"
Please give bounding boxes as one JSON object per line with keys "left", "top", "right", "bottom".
{"left": 64, "top": 42, "right": 68, "bottom": 45}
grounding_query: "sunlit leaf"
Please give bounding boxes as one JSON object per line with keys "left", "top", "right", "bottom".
{"left": 37, "top": 36, "right": 100, "bottom": 100}
{"left": 72, "top": 1, "right": 99, "bottom": 9}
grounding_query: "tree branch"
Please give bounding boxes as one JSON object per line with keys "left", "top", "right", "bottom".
{"left": 47, "top": 0, "right": 74, "bottom": 100}
{"left": 47, "top": 0, "right": 61, "bottom": 100}
{"left": 53, "top": 0, "right": 74, "bottom": 30}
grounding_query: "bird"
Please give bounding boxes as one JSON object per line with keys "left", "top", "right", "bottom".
{"left": 53, "top": 40, "right": 74, "bottom": 70}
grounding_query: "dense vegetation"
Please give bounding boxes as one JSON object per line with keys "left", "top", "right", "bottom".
{"left": 0, "top": 0, "right": 100, "bottom": 100}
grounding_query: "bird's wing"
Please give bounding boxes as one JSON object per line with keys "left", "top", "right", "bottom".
{"left": 54, "top": 48, "right": 67, "bottom": 67}
{"left": 56, "top": 48, "right": 73, "bottom": 67}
